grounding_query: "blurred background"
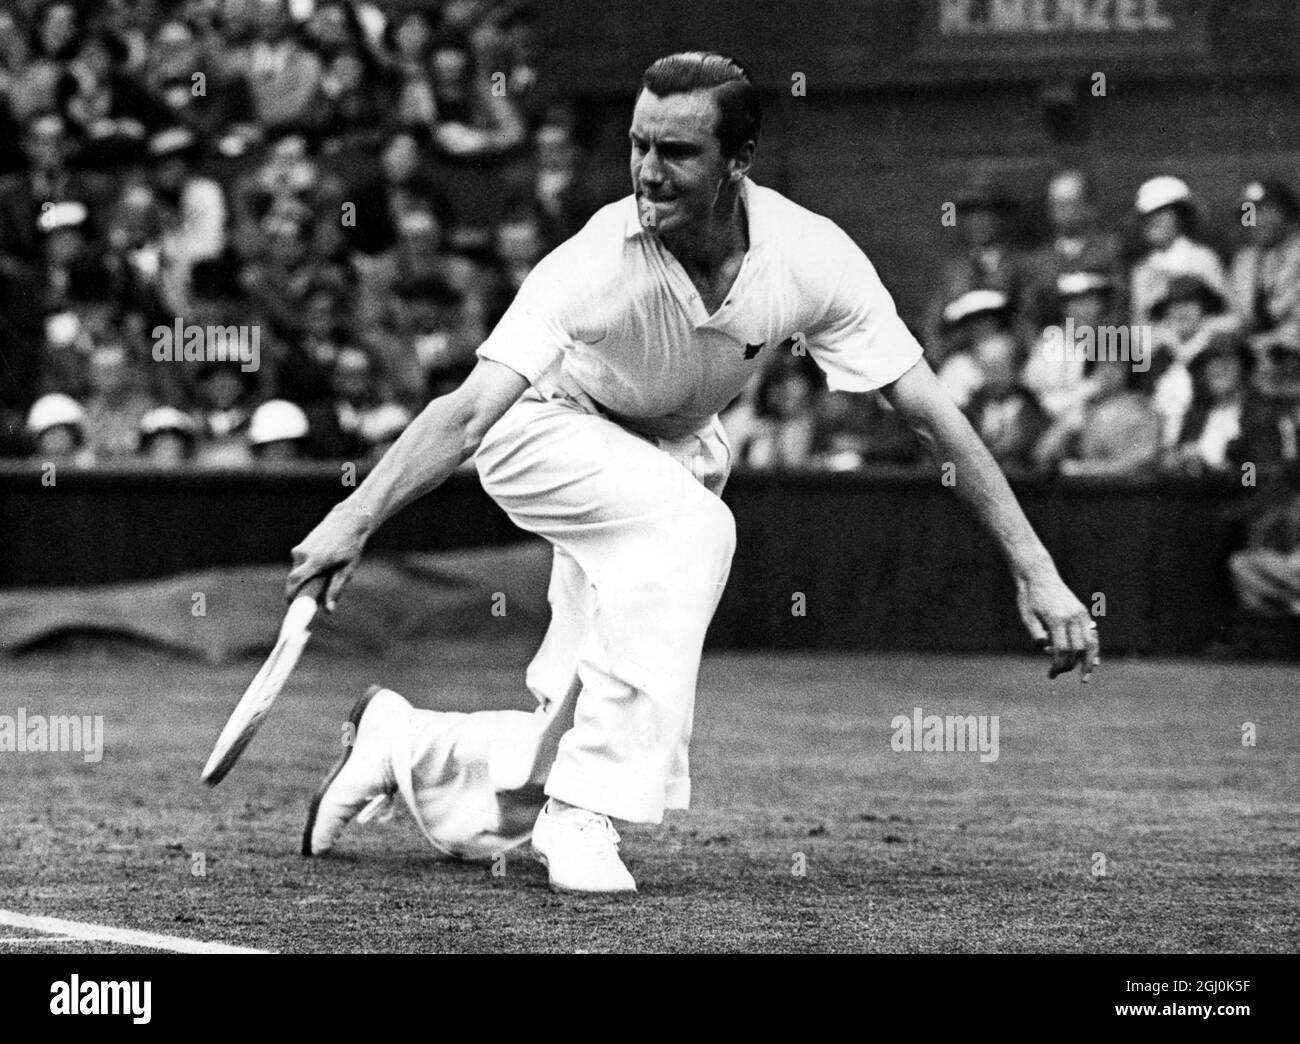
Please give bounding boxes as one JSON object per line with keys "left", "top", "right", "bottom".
{"left": 2, "top": 0, "right": 1299, "bottom": 658}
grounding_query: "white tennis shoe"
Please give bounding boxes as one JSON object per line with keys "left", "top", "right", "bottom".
{"left": 302, "top": 686, "right": 405, "bottom": 856}
{"left": 531, "top": 799, "right": 637, "bottom": 893}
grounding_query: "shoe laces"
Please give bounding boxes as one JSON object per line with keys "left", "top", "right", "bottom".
{"left": 559, "top": 804, "right": 622, "bottom": 852}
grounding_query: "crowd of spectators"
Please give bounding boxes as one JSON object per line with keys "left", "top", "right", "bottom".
{"left": 727, "top": 168, "right": 1300, "bottom": 480}
{"left": 0, "top": 0, "right": 586, "bottom": 466}
{"left": 3, "top": 2, "right": 1299, "bottom": 487}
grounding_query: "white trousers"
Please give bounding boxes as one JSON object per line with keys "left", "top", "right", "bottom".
{"left": 388, "top": 390, "right": 736, "bottom": 859}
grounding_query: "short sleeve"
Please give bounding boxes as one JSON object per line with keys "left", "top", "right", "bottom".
{"left": 475, "top": 256, "right": 571, "bottom": 384}
{"left": 805, "top": 223, "right": 925, "bottom": 393}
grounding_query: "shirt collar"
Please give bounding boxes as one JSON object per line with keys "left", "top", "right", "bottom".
{"left": 624, "top": 176, "right": 766, "bottom": 246}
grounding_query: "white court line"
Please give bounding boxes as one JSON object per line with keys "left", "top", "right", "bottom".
{"left": 0, "top": 910, "right": 273, "bottom": 954}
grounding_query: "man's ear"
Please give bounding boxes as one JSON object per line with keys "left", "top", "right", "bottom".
{"left": 728, "top": 141, "right": 756, "bottom": 182}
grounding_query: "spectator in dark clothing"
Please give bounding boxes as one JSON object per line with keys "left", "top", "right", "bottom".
{"left": 0, "top": 114, "right": 97, "bottom": 273}
{"left": 57, "top": 30, "right": 169, "bottom": 170}
{"left": 1229, "top": 178, "right": 1300, "bottom": 348}
{"left": 423, "top": 34, "right": 527, "bottom": 251}
{"left": 923, "top": 175, "right": 1033, "bottom": 360}
{"left": 1164, "top": 333, "right": 1253, "bottom": 475}
{"left": 727, "top": 350, "right": 823, "bottom": 470}
{"left": 964, "top": 332, "right": 1050, "bottom": 472}
{"left": 812, "top": 390, "right": 921, "bottom": 469}
{"left": 344, "top": 130, "right": 448, "bottom": 258}
{"left": 1230, "top": 335, "right": 1300, "bottom": 475}
{"left": 192, "top": 360, "right": 255, "bottom": 469}
{"left": 304, "top": 347, "right": 412, "bottom": 462}
{"left": 1229, "top": 463, "right": 1300, "bottom": 618}
{"left": 1025, "top": 169, "right": 1124, "bottom": 328}
{"left": 21, "top": 2, "right": 83, "bottom": 120}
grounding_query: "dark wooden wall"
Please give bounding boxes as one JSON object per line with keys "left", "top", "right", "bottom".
{"left": 0, "top": 464, "right": 1247, "bottom": 655}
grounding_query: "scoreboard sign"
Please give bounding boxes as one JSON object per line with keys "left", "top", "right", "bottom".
{"left": 917, "top": 0, "right": 1213, "bottom": 61}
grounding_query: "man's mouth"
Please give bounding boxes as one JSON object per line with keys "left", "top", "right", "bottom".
{"left": 638, "top": 194, "right": 676, "bottom": 230}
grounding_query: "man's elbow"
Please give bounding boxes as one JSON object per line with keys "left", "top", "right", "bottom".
{"left": 446, "top": 387, "right": 505, "bottom": 462}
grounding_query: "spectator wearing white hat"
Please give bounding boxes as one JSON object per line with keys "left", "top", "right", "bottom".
{"left": 1129, "top": 175, "right": 1227, "bottom": 326}
{"left": 248, "top": 398, "right": 310, "bottom": 462}
{"left": 934, "top": 288, "right": 1014, "bottom": 410}
{"left": 137, "top": 404, "right": 199, "bottom": 465}
{"left": 26, "top": 391, "right": 92, "bottom": 464}
{"left": 1229, "top": 179, "right": 1300, "bottom": 347}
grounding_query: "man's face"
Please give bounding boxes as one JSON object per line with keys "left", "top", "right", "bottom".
{"left": 40, "top": 4, "right": 77, "bottom": 54}
{"left": 961, "top": 207, "right": 1000, "bottom": 248}
{"left": 1166, "top": 299, "right": 1205, "bottom": 341}
{"left": 1142, "top": 207, "right": 1179, "bottom": 249}
{"left": 1252, "top": 201, "right": 1289, "bottom": 247}
{"left": 629, "top": 88, "right": 731, "bottom": 239}
{"left": 1047, "top": 174, "right": 1091, "bottom": 235}
{"left": 1199, "top": 353, "right": 1244, "bottom": 399}
{"left": 37, "top": 425, "right": 80, "bottom": 458}
{"left": 432, "top": 47, "right": 469, "bottom": 99}
{"left": 89, "top": 348, "right": 130, "bottom": 396}
{"left": 381, "top": 135, "right": 419, "bottom": 182}
{"left": 146, "top": 431, "right": 190, "bottom": 465}
{"left": 25, "top": 123, "right": 65, "bottom": 168}
{"left": 975, "top": 333, "right": 1019, "bottom": 394}
{"left": 1064, "top": 291, "right": 1107, "bottom": 326}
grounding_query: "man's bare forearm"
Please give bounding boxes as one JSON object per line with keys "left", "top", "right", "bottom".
{"left": 923, "top": 408, "right": 1056, "bottom": 580}
{"left": 341, "top": 393, "right": 482, "bottom": 536}
{"left": 883, "top": 362, "right": 1056, "bottom": 581}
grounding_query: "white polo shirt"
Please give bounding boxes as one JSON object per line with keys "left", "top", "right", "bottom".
{"left": 477, "top": 177, "right": 924, "bottom": 439}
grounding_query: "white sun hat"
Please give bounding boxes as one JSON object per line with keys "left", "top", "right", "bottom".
{"left": 248, "top": 400, "right": 309, "bottom": 446}
{"left": 26, "top": 393, "right": 86, "bottom": 436}
{"left": 1135, "top": 176, "right": 1192, "bottom": 215}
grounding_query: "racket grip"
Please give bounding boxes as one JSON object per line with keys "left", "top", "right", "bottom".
{"left": 296, "top": 573, "right": 331, "bottom": 605}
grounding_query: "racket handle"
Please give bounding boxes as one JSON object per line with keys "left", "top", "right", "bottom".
{"left": 295, "top": 573, "right": 331, "bottom": 605}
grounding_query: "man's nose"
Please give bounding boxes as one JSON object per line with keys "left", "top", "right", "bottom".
{"left": 638, "top": 148, "right": 664, "bottom": 187}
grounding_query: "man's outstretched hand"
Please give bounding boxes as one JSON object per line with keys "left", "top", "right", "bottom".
{"left": 1015, "top": 569, "right": 1101, "bottom": 682}
{"left": 285, "top": 501, "right": 375, "bottom": 613}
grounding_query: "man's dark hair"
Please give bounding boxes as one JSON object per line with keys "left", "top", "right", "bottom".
{"left": 641, "top": 51, "right": 761, "bottom": 158}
